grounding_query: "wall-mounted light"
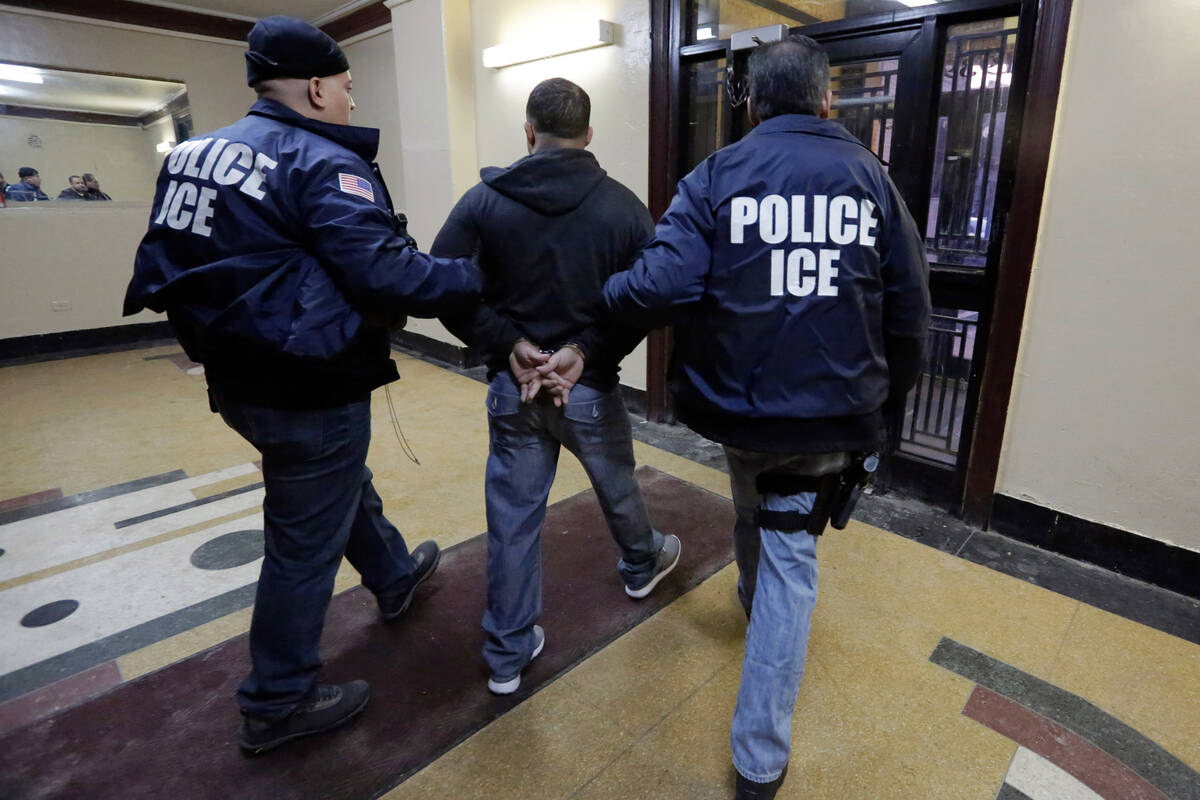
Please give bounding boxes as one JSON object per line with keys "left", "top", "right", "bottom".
{"left": 695, "top": 26, "right": 717, "bottom": 41}
{"left": 156, "top": 141, "right": 176, "bottom": 153}
{"left": 0, "top": 63, "right": 44, "bottom": 84}
{"left": 482, "top": 20, "right": 616, "bottom": 69}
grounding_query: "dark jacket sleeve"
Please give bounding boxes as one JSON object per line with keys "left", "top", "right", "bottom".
{"left": 883, "top": 336, "right": 923, "bottom": 412}
{"left": 430, "top": 188, "right": 526, "bottom": 358}
{"left": 876, "top": 174, "right": 931, "bottom": 410}
{"left": 570, "top": 199, "right": 657, "bottom": 362}
{"left": 299, "top": 161, "right": 482, "bottom": 319}
{"left": 879, "top": 175, "right": 932, "bottom": 339}
{"left": 603, "top": 161, "right": 716, "bottom": 315}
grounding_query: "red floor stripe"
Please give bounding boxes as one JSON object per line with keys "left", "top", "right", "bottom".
{"left": 0, "top": 489, "right": 63, "bottom": 514}
{"left": 0, "top": 467, "right": 735, "bottom": 800}
{"left": 0, "top": 661, "right": 122, "bottom": 737}
{"left": 963, "top": 685, "right": 1167, "bottom": 800}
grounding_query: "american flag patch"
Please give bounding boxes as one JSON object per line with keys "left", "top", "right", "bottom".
{"left": 338, "top": 173, "right": 375, "bottom": 202}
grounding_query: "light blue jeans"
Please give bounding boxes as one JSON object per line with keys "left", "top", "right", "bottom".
{"left": 725, "top": 447, "right": 848, "bottom": 783}
{"left": 482, "top": 372, "right": 662, "bottom": 678}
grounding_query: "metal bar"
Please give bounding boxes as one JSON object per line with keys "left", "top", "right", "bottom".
{"left": 681, "top": 40, "right": 729, "bottom": 59}
{"left": 743, "top": 0, "right": 820, "bottom": 25}
{"left": 970, "top": 44, "right": 1004, "bottom": 253}
{"left": 966, "top": 48, "right": 989, "bottom": 238}
{"left": 784, "top": 0, "right": 1021, "bottom": 41}
{"left": 832, "top": 94, "right": 899, "bottom": 109}
{"left": 645, "top": 0, "right": 681, "bottom": 422}
{"left": 976, "top": 31, "right": 1018, "bottom": 253}
{"left": 918, "top": 329, "right": 942, "bottom": 434}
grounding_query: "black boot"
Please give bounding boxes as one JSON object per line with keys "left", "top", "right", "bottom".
{"left": 377, "top": 540, "right": 441, "bottom": 621}
{"left": 734, "top": 765, "right": 788, "bottom": 800}
{"left": 238, "top": 680, "right": 370, "bottom": 755}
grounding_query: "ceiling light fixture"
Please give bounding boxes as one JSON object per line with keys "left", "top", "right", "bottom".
{"left": 482, "top": 20, "right": 616, "bottom": 69}
{"left": 896, "top": 0, "right": 939, "bottom": 7}
{"left": 0, "top": 64, "right": 44, "bottom": 84}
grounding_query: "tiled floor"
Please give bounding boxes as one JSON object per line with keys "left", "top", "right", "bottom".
{"left": 1, "top": 344, "right": 1197, "bottom": 799}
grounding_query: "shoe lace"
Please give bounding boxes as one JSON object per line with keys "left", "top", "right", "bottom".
{"left": 304, "top": 684, "right": 342, "bottom": 709}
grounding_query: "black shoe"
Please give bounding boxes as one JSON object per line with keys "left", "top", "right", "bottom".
{"left": 377, "top": 541, "right": 441, "bottom": 621}
{"left": 238, "top": 680, "right": 371, "bottom": 756}
{"left": 734, "top": 765, "right": 787, "bottom": 800}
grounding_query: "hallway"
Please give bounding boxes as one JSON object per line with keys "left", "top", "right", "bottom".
{"left": 1, "top": 343, "right": 1196, "bottom": 799}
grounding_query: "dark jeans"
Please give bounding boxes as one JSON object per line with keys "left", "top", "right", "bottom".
{"left": 212, "top": 392, "right": 418, "bottom": 718}
{"left": 482, "top": 372, "right": 662, "bottom": 678}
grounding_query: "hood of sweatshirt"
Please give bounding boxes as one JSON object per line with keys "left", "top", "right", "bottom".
{"left": 480, "top": 148, "right": 606, "bottom": 216}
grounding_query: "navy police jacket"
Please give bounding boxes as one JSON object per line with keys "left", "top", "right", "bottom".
{"left": 603, "top": 114, "right": 931, "bottom": 453}
{"left": 6, "top": 180, "right": 50, "bottom": 201}
{"left": 125, "top": 98, "right": 481, "bottom": 407}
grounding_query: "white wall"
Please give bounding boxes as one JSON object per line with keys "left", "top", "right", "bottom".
{"left": 996, "top": 0, "right": 1200, "bottom": 551}
{"left": 0, "top": 11, "right": 250, "bottom": 136}
{"left": 0, "top": 114, "right": 163, "bottom": 202}
{"left": 1, "top": 3, "right": 655, "bottom": 390}
{"left": 465, "top": 0, "right": 652, "bottom": 388}
{"left": 342, "top": 28, "right": 407, "bottom": 202}
{"left": 0, "top": 9, "right": 251, "bottom": 340}
{"left": 0, "top": 204, "right": 159, "bottom": 339}
{"left": 386, "top": 0, "right": 477, "bottom": 348}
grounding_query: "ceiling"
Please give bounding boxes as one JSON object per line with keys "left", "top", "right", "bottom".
{"left": 130, "top": 0, "right": 372, "bottom": 24}
{"left": 0, "top": 65, "right": 186, "bottom": 117}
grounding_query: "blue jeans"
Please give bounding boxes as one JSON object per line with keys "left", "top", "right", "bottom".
{"left": 482, "top": 372, "right": 662, "bottom": 678}
{"left": 725, "top": 447, "right": 848, "bottom": 782}
{"left": 212, "top": 392, "right": 419, "bottom": 718}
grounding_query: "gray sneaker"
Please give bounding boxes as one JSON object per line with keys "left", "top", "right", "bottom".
{"left": 487, "top": 625, "right": 545, "bottom": 695}
{"left": 625, "top": 533, "right": 682, "bottom": 599}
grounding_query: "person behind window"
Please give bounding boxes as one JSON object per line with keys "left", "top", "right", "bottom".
{"left": 0, "top": 170, "right": 10, "bottom": 199}
{"left": 7, "top": 167, "right": 50, "bottom": 201}
{"left": 58, "top": 175, "right": 89, "bottom": 200}
{"left": 82, "top": 173, "right": 111, "bottom": 200}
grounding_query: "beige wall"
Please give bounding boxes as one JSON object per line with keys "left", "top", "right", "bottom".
{"left": 385, "top": 0, "right": 477, "bottom": 349}
{"left": 0, "top": 11, "right": 250, "bottom": 135}
{"left": 465, "top": 0, "right": 652, "bottom": 388}
{"left": 0, "top": 9, "right": 251, "bottom": 340}
{"left": 343, "top": 28, "right": 407, "bottom": 201}
{"left": 0, "top": 114, "right": 163, "bottom": 202}
{"left": 996, "top": 0, "right": 1200, "bottom": 551}
{"left": 1, "top": 3, "right": 655, "bottom": 389}
{"left": 0, "top": 204, "right": 159, "bottom": 339}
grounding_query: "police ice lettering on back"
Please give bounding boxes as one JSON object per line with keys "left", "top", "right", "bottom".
{"left": 152, "top": 138, "right": 279, "bottom": 238}
{"left": 730, "top": 194, "right": 878, "bottom": 297}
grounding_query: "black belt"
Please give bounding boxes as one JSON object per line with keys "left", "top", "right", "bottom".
{"left": 754, "top": 509, "right": 812, "bottom": 533}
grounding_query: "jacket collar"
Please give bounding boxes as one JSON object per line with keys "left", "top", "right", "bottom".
{"left": 750, "top": 113, "right": 881, "bottom": 160}
{"left": 247, "top": 97, "right": 380, "bottom": 163}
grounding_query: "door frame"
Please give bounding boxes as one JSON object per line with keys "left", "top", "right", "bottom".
{"left": 644, "top": 0, "right": 1075, "bottom": 525}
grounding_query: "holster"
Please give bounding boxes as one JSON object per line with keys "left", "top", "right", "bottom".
{"left": 753, "top": 472, "right": 840, "bottom": 536}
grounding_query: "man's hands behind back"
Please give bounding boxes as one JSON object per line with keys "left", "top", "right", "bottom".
{"left": 508, "top": 340, "right": 584, "bottom": 407}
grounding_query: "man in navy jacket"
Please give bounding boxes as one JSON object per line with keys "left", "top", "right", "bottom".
{"left": 6, "top": 167, "right": 50, "bottom": 201}
{"left": 125, "top": 17, "right": 481, "bottom": 754}
{"left": 603, "top": 36, "right": 930, "bottom": 799}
